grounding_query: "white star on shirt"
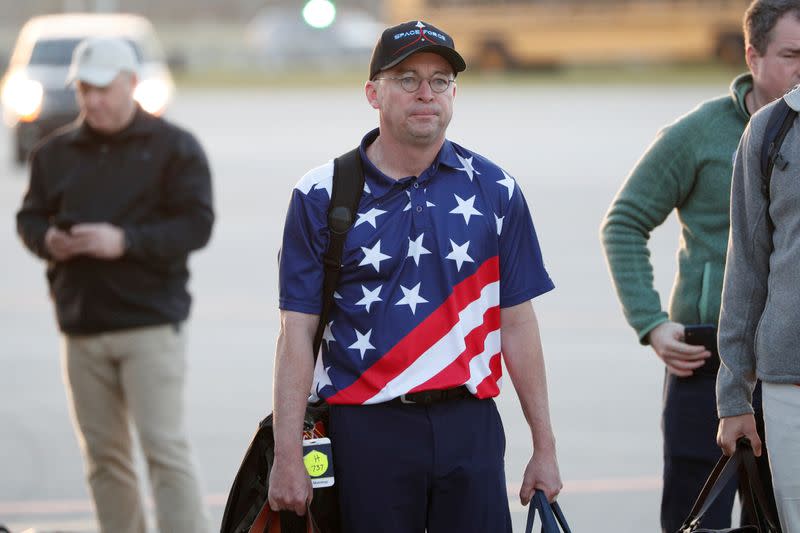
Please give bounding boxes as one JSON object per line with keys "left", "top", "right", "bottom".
{"left": 446, "top": 239, "right": 474, "bottom": 271}
{"left": 423, "top": 189, "right": 436, "bottom": 207}
{"left": 497, "top": 170, "right": 515, "bottom": 200}
{"left": 354, "top": 207, "right": 387, "bottom": 229}
{"left": 395, "top": 282, "right": 429, "bottom": 314}
{"left": 313, "top": 174, "right": 333, "bottom": 198}
{"left": 349, "top": 328, "right": 375, "bottom": 360}
{"left": 450, "top": 194, "right": 483, "bottom": 225}
{"left": 495, "top": 213, "right": 504, "bottom": 236}
{"left": 456, "top": 153, "right": 481, "bottom": 181}
{"left": 322, "top": 321, "right": 336, "bottom": 349}
{"left": 355, "top": 285, "right": 383, "bottom": 312}
{"left": 407, "top": 234, "right": 431, "bottom": 266}
{"left": 359, "top": 240, "right": 391, "bottom": 272}
{"left": 315, "top": 364, "right": 333, "bottom": 395}
{"left": 403, "top": 191, "right": 436, "bottom": 212}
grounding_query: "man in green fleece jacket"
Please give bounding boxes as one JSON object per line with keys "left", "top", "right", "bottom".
{"left": 601, "top": 1, "right": 800, "bottom": 530}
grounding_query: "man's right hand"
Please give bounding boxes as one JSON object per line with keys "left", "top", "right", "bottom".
{"left": 268, "top": 455, "right": 313, "bottom": 517}
{"left": 647, "top": 321, "right": 711, "bottom": 377}
{"left": 44, "top": 226, "right": 78, "bottom": 261}
{"left": 718, "top": 414, "right": 761, "bottom": 457}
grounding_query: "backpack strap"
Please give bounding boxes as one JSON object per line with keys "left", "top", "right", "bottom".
{"left": 311, "top": 148, "right": 365, "bottom": 358}
{"left": 761, "top": 97, "right": 796, "bottom": 201}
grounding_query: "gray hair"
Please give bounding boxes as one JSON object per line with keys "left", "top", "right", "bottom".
{"left": 745, "top": 0, "right": 800, "bottom": 54}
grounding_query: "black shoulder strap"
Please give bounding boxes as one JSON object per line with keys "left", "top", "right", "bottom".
{"left": 761, "top": 97, "right": 797, "bottom": 200}
{"left": 311, "top": 148, "right": 364, "bottom": 358}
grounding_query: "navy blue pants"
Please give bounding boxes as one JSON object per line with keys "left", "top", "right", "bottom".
{"left": 328, "top": 397, "right": 512, "bottom": 533}
{"left": 661, "top": 370, "right": 778, "bottom": 532}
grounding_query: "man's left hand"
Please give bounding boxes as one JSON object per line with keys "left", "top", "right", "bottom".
{"left": 520, "top": 448, "right": 562, "bottom": 505}
{"left": 69, "top": 223, "right": 126, "bottom": 259}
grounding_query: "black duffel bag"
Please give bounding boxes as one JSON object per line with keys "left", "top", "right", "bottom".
{"left": 219, "top": 404, "right": 338, "bottom": 533}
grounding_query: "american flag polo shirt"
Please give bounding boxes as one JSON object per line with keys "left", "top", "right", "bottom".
{"left": 279, "top": 128, "right": 554, "bottom": 405}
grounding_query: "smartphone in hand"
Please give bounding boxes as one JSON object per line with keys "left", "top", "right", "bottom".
{"left": 54, "top": 214, "right": 76, "bottom": 232}
{"left": 684, "top": 324, "right": 718, "bottom": 356}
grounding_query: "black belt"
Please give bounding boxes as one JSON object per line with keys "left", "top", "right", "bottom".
{"left": 390, "top": 386, "right": 473, "bottom": 406}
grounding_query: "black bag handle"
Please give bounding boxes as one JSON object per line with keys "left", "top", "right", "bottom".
{"left": 739, "top": 442, "right": 781, "bottom": 532}
{"left": 681, "top": 450, "right": 739, "bottom": 530}
{"left": 259, "top": 502, "right": 322, "bottom": 533}
{"left": 525, "top": 490, "right": 572, "bottom": 533}
{"left": 679, "top": 438, "right": 780, "bottom": 532}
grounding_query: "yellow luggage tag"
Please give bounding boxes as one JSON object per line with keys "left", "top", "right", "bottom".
{"left": 302, "top": 437, "right": 334, "bottom": 488}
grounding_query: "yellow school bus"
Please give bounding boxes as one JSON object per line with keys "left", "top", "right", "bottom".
{"left": 385, "top": 0, "right": 751, "bottom": 69}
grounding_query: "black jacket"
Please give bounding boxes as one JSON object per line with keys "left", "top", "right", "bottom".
{"left": 17, "top": 108, "right": 214, "bottom": 334}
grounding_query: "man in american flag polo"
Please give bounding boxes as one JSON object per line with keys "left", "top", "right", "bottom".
{"left": 268, "top": 19, "right": 562, "bottom": 532}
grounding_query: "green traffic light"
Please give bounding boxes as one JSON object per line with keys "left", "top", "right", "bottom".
{"left": 303, "top": 0, "right": 336, "bottom": 29}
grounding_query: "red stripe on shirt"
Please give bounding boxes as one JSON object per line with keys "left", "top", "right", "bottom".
{"left": 327, "top": 256, "right": 500, "bottom": 404}
{"left": 474, "top": 353, "right": 503, "bottom": 398}
{"left": 408, "top": 305, "right": 501, "bottom": 393}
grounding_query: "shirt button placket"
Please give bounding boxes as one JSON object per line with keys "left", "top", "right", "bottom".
{"left": 97, "top": 144, "right": 110, "bottom": 170}
{"left": 411, "top": 184, "right": 429, "bottom": 231}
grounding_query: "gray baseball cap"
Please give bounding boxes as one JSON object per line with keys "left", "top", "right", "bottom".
{"left": 66, "top": 37, "right": 139, "bottom": 87}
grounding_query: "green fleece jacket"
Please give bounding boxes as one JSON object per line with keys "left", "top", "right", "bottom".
{"left": 601, "top": 74, "right": 752, "bottom": 343}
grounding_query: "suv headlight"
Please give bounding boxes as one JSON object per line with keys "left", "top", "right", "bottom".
{"left": 1, "top": 73, "right": 44, "bottom": 124}
{"left": 134, "top": 78, "right": 172, "bottom": 116}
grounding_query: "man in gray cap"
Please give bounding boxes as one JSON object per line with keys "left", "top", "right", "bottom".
{"left": 17, "top": 36, "right": 212, "bottom": 533}
{"left": 269, "top": 20, "right": 561, "bottom": 532}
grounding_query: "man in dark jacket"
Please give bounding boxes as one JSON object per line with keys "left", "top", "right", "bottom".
{"left": 16, "top": 37, "right": 213, "bottom": 533}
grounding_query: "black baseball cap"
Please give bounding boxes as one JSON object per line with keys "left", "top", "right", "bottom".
{"left": 369, "top": 20, "right": 466, "bottom": 80}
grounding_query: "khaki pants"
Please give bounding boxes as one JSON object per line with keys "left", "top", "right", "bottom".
{"left": 61, "top": 324, "right": 209, "bottom": 533}
{"left": 763, "top": 382, "right": 800, "bottom": 533}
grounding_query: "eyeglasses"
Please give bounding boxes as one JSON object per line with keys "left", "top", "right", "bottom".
{"left": 374, "top": 75, "right": 455, "bottom": 94}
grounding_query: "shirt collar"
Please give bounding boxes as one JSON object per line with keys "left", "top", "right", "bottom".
{"left": 730, "top": 72, "right": 753, "bottom": 121}
{"left": 66, "top": 105, "right": 157, "bottom": 145}
{"left": 358, "top": 128, "right": 463, "bottom": 200}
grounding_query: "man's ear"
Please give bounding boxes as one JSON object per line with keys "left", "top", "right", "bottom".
{"left": 365, "top": 81, "right": 380, "bottom": 109}
{"left": 745, "top": 45, "right": 760, "bottom": 78}
{"left": 125, "top": 72, "right": 139, "bottom": 96}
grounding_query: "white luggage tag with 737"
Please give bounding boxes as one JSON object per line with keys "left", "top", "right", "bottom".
{"left": 302, "top": 437, "right": 334, "bottom": 488}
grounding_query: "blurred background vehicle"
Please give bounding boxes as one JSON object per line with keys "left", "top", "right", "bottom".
{"left": 0, "top": 1, "right": 751, "bottom": 85}
{"left": 1, "top": 12, "right": 175, "bottom": 165}
{"left": 244, "top": 3, "right": 383, "bottom": 70}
